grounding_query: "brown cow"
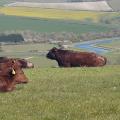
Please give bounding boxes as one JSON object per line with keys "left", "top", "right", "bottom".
{"left": 0, "top": 67, "right": 16, "bottom": 92}
{"left": 0, "top": 57, "right": 34, "bottom": 68}
{"left": 0, "top": 59, "right": 28, "bottom": 84}
{"left": 0, "top": 60, "right": 20, "bottom": 92}
{"left": 46, "top": 47, "right": 107, "bottom": 67}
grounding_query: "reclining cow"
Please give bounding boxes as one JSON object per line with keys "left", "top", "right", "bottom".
{"left": 0, "top": 59, "right": 29, "bottom": 92}
{"left": 46, "top": 47, "right": 107, "bottom": 67}
{"left": 0, "top": 59, "right": 28, "bottom": 85}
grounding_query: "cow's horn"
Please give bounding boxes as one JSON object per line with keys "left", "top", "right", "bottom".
{"left": 12, "top": 68, "right": 16, "bottom": 75}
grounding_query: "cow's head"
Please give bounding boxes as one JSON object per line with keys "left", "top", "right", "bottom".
{"left": 0, "top": 59, "right": 28, "bottom": 84}
{"left": 10, "top": 59, "right": 29, "bottom": 84}
{"left": 17, "top": 59, "right": 34, "bottom": 68}
{"left": 13, "top": 69, "right": 28, "bottom": 84}
{"left": 46, "top": 47, "right": 58, "bottom": 60}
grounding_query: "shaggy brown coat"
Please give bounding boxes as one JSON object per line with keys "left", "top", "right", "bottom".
{"left": 47, "top": 47, "right": 107, "bottom": 67}
{"left": 0, "top": 59, "right": 28, "bottom": 84}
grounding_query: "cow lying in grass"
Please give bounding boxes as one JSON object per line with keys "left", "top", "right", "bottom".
{"left": 0, "top": 65, "right": 16, "bottom": 92}
{"left": 0, "top": 58, "right": 29, "bottom": 85}
{"left": 0, "top": 59, "right": 28, "bottom": 92}
{"left": 0, "top": 57, "right": 34, "bottom": 69}
{"left": 47, "top": 47, "right": 107, "bottom": 67}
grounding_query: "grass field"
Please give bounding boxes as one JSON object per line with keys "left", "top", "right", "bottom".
{"left": 0, "top": 7, "right": 119, "bottom": 22}
{"left": 100, "top": 40, "right": 120, "bottom": 49}
{"left": 0, "top": 40, "right": 120, "bottom": 67}
{"left": 97, "top": 38, "right": 120, "bottom": 65}
{"left": 0, "top": 66, "right": 120, "bottom": 120}
{"left": 97, "top": 39, "right": 120, "bottom": 65}
{"left": 0, "top": 2, "right": 119, "bottom": 119}
{"left": 0, "top": 43, "right": 58, "bottom": 67}
{"left": 0, "top": 15, "right": 112, "bottom": 33}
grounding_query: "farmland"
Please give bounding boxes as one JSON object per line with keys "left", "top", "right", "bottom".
{"left": 0, "top": 15, "right": 112, "bottom": 33}
{"left": 0, "top": 1, "right": 120, "bottom": 120}
{"left": 0, "top": 7, "right": 118, "bottom": 22}
{"left": 0, "top": 34, "right": 120, "bottom": 120}
{"left": 0, "top": 1, "right": 119, "bottom": 34}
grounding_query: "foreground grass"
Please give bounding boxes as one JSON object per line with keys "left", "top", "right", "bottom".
{"left": 0, "top": 66, "right": 120, "bottom": 120}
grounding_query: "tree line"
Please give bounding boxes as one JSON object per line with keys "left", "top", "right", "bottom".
{"left": 0, "top": 29, "right": 120, "bottom": 43}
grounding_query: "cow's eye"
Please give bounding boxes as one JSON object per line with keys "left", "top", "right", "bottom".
{"left": 12, "top": 60, "right": 16, "bottom": 64}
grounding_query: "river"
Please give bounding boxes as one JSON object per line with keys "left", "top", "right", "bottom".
{"left": 74, "top": 38, "right": 119, "bottom": 54}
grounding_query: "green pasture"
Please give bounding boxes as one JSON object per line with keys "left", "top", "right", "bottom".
{"left": 99, "top": 40, "right": 120, "bottom": 49}
{"left": 0, "top": 66, "right": 120, "bottom": 120}
{"left": 96, "top": 38, "right": 120, "bottom": 65}
{"left": 0, "top": 40, "right": 120, "bottom": 66}
{"left": 0, "top": 43, "right": 57, "bottom": 67}
{"left": 2, "top": 43, "right": 54, "bottom": 52}
{"left": 0, "top": 15, "right": 112, "bottom": 33}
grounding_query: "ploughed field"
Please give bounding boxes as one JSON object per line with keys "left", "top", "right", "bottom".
{"left": 0, "top": 66, "right": 120, "bottom": 120}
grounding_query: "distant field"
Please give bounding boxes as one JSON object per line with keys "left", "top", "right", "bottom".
{"left": 100, "top": 40, "right": 120, "bottom": 49}
{"left": 0, "top": 7, "right": 118, "bottom": 21}
{"left": 0, "top": 66, "right": 120, "bottom": 120}
{"left": 0, "top": 0, "right": 14, "bottom": 6}
{"left": 5, "top": 1, "right": 112, "bottom": 11}
{"left": 0, "top": 15, "right": 111, "bottom": 33}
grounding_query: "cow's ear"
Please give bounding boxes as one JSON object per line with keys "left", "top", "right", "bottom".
{"left": 12, "top": 60, "right": 16, "bottom": 64}
{"left": 52, "top": 47, "right": 58, "bottom": 52}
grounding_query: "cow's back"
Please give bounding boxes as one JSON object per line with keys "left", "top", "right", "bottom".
{"left": 65, "top": 52, "right": 96, "bottom": 67}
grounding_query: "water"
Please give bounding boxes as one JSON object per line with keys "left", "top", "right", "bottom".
{"left": 74, "top": 38, "right": 119, "bottom": 54}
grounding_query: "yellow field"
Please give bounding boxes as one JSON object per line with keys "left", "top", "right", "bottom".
{"left": 0, "top": 7, "right": 118, "bottom": 21}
